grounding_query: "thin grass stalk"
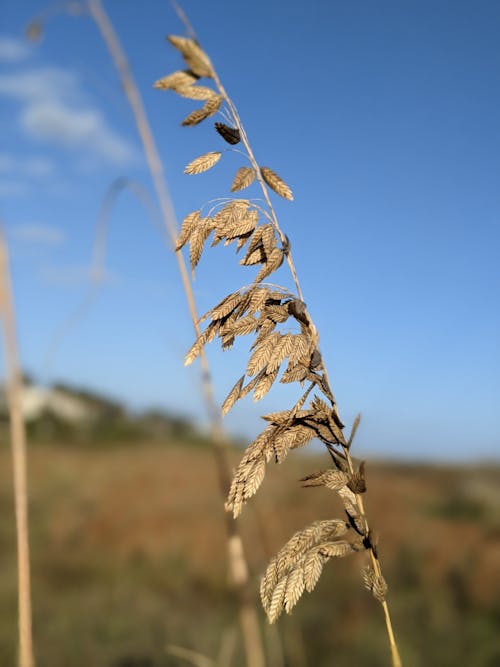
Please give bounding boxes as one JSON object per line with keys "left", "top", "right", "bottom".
{"left": 161, "top": 10, "right": 402, "bottom": 666}
{"left": 0, "top": 233, "right": 35, "bottom": 667}
{"left": 85, "top": 3, "right": 266, "bottom": 666}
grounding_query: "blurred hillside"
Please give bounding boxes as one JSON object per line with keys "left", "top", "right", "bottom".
{"left": 0, "top": 377, "right": 205, "bottom": 445}
{"left": 0, "top": 437, "right": 499, "bottom": 666}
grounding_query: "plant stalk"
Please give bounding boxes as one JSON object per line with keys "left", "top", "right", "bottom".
{"left": 0, "top": 233, "right": 35, "bottom": 667}
{"left": 86, "top": 3, "right": 266, "bottom": 666}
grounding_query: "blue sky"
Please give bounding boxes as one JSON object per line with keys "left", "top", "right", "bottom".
{"left": 0, "top": 0, "right": 498, "bottom": 460}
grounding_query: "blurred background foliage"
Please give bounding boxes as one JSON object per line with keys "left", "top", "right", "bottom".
{"left": 1, "top": 393, "right": 499, "bottom": 666}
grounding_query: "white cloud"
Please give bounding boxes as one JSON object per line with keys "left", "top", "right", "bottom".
{"left": 11, "top": 224, "right": 65, "bottom": 246}
{"left": 0, "top": 66, "right": 135, "bottom": 165}
{"left": 21, "top": 101, "right": 134, "bottom": 163}
{"left": 0, "top": 36, "right": 31, "bottom": 63}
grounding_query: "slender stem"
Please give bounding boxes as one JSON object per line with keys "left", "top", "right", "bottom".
{"left": 86, "top": 4, "right": 265, "bottom": 667}
{"left": 0, "top": 233, "right": 35, "bottom": 667}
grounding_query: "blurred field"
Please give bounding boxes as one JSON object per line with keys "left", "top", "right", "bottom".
{"left": 0, "top": 440, "right": 499, "bottom": 666}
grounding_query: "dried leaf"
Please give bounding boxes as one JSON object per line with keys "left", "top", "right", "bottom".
{"left": 261, "top": 166, "right": 293, "bottom": 201}
{"left": 231, "top": 166, "right": 256, "bottom": 192}
{"left": 185, "top": 151, "right": 222, "bottom": 175}
{"left": 215, "top": 122, "right": 241, "bottom": 145}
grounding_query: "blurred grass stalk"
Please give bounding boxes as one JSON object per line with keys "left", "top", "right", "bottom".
{"left": 85, "top": 2, "right": 266, "bottom": 666}
{"left": 0, "top": 233, "right": 35, "bottom": 667}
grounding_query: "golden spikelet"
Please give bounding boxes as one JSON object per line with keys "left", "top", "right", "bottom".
{"left": 185, "top": 151, "right": 222, "bottom": 175}
{"left": 176, "top": 210, "right": 201, "bottom": 251}
{"left": 260, "top": 167, "right": 294, "bottom": 201}
{"left": 175, "top": 84, "right": 217, "bottom": 101}
{"left": 221, "top": 376, "right": 245, "bottom": 417}
{"left": 154, "top": 70, "right": 198, "bottom": 90}
{"left": 231, "top": 166, "right": 256, "bottom": 192}
{"left": 167, "top": 35, "right": 213, "bottom": 78}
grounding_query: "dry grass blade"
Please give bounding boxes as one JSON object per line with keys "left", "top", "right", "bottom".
{"left": 154, "top": 69, "right": 197, "bottom": 90}
{"left": 260, "top": 167, "right": 294, "bottom": 201}
{"left": 185, "top": 151, "right": 222, "bottom": 175}
{"left": 231, "top": 166, "right": 256, "bottom": 192}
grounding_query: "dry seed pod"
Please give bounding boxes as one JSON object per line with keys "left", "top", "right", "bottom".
{"left": 203, "top": 96, "right": 223, "bottom": 115}
{"left": 176, "top": 210, "right": 201, "bottom": 251}
{"left": 167, "top": 35, "right": 213, "bottom": 78}
{"left": 215, "top": 122, "right": 241, "bottom": 145}
{"left": 362, "top": 566, "right": 388, "bottom": 602}
{"left": 175, "top": 85, "right": 217, "bottom": 101}
{"left": 231, "top": 166, "right": 256, "bottom": 192}
{"left": 185, "top": 151, "right": 222, "bottom": 175}
{"left": 181, "top": 107, "right": 210, "bottom": 126}
{"left": 260, "top": 167, "right": 294, "bottom": 201}
{"left": 154, "top": 70, "right": 198, "bottom": 90}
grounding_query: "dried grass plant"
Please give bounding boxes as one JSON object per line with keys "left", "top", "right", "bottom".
{"left": 157, "top": 23, "right": 402, "bottom": 667}
{"left": 0, "top": 232, "right": 35, "bottom": 667}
